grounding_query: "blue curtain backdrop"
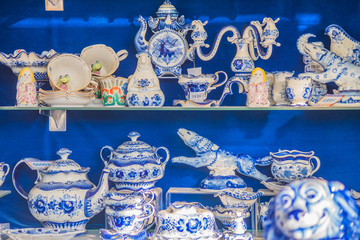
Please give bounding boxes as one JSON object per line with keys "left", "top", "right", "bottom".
{"left": 0, "top": 0, "right": 360, "bottom": 229}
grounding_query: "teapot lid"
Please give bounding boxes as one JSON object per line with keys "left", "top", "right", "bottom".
{"left": 41, "top": 148, "right": 89, "bottom": 174}
{"left": 114, "top": 132, "right": 154, "bottom": 154}
{"left": 156, "top": 0, "right": 179, "bottom": 19}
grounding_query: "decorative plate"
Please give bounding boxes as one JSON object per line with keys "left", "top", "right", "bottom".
{"left": 2, "top": 228, "right": 83, "bottom": 240}
{"left": 148, "top": 29, "right": 188, "bottom": 76}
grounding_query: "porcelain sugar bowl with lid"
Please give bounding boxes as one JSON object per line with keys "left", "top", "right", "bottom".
{"left": 12, "top": 148, "right": 110, "bottom": 231}
{"left": 153, "top": 202, "right": 221, "bottom": 239}
{"left": 100, "top": 131, "right": 170, "bottom": 190}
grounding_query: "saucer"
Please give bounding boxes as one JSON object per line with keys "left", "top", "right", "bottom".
{"left": 260, "top": 178, "right": 288, "bottom": 192}
{"left": 173, "top": 99, "right": 218, "bottom": 107}
{"left": 2, "top": 228, "right": 83, "bottom": 240}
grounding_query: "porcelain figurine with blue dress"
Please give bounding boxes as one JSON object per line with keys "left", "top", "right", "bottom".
{"left": 12, "top": 148, "right": 110, "bottom": 231}
{"left": 172, "top": 128, "right": 272, "bottom": 190}
{"left": 263, "top": 179, "right": 360, "bottom": 240}
{"left": 297, "top": 30, "right": 360, "bottom": 106}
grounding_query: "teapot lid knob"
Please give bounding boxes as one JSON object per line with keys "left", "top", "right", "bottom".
{"left": 57, "top": 148, "right": 72, "bottom": 160}
{"left": 128, "top": 132, "right": 141, "bottom": 142}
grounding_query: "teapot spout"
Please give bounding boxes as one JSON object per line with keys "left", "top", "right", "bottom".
{"left": 84, "top": 168, "right": 110, "bottom": 218}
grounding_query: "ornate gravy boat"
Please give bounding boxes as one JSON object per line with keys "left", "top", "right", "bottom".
{"left": 178, "top": 71, "right": 228, "bottom": 103}
{"left": 12, "top": 148, "right": 110, "bottom": 231}
{"left": 270, "top": 149, "right": 320, "bottom": 183}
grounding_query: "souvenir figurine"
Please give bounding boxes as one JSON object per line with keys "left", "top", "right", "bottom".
{"left": 325, "top": 24, "right": 360, "bottom": 66}
{"left": 263, "top": 179, "right": 360, "bottom": 240}
{"left": 16, "top": 67, "right": 37, "bottom": 106}
{"left": 172, "top": 128, "right": 272, "bottom": 190}
{"left": 57, "top": 74, "right": 70, "bottom": 91}
{"left": 126, "top": 52, "right": 165, "bottom": 107}
{"left": 247, "top": 67, "right": 270, "bottom": 107}
{"left": 297, "top": 33, "right": 360, "bottom": 105}
{"left": 91, "top": 61, "right": 102, "bottom": 75}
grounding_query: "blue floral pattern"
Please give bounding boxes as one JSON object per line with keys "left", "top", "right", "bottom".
{"left": 138, "top": 79, "right": 150, "bottom": 88}
{"left": 29, "top": 193, "right": 83, "bottom": 217}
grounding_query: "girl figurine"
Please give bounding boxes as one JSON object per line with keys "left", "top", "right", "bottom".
{"left": 247, "top": 67, "right": 270, "bottom": 107}
{"left": 16, "top": 67, "right": 37, "bottom": 106}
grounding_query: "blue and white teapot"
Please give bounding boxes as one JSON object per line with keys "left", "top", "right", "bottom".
{"left": 12, "top": 148, "right": 110, "bottom": 231}
{"left": 101, "top": 132, "right": 170, "bottom": 190}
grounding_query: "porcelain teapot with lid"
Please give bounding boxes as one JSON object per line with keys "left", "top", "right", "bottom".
{"left": 12, "top": 148, "right": 110, "bottom": 231}
{"left": 100, "top": 131, "right": 170, "bottom": 190}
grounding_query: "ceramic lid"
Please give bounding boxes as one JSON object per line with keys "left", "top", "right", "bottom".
{"left": 156, "top": 0, "right": 179, "bottom": 19}
{"left": 41, "top": 148, "right": 89, "bottom": 174}
{"left": 114, "top": 132, "right": 155, "bottom": 155}
{"left": 161, "top": 202, "right": 210, "bottom": 215}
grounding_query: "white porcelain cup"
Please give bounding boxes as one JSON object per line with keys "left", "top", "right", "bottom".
{"left": 286, "top": 76, "right": 312, "bottom": 106}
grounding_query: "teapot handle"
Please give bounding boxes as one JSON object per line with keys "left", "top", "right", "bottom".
{"left": 117, "top": 50, "right": 128, "bottom": 62}
{"left": 12, "top": 158, "right": 52, "bottom": 200}
{"left": 139, "top": 189, "right": 155, "bottom": 206}
{"left": 100, "top": 146, "right": 114, "bottom": 166}
{"left": 136, "top": 202, "right": 155, "bottom": 222}
{"left": 156, "top": 147, "right": 170, "bottom": 166}
{"left": 1, "top": 163, "right": 10, "bottom": 180}
{"left": 309, "top": 156, "right": 321, "bottom": 176}
{"left": 208, "top": 71, "right": 228, "bottom": 92}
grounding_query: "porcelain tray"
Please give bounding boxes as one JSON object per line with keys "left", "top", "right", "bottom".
{"left": 2, "top": 228, "right": 84, "bottom": 240}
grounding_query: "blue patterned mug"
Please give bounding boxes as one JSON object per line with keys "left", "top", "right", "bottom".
{"left": 286, "top": 76, "right": 312, "bottom": 107}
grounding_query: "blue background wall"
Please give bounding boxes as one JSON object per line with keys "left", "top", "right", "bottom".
{"left": 0, "top": 0, "right": 360, "bottom": 229}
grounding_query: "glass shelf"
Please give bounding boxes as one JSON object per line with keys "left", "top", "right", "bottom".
{"left": 0, "top": 106, "right": 359, "bottom": 111}
{"left": 0, "top": 191, "right": 11, "bottom": 199}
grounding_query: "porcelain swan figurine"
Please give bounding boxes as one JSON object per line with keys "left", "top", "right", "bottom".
{"left": 172, "top": 128, "right": 272, "bottom": 190}
{"left": 297, "top": 33, "right": 360, "bottom": 92}
{"left": 325, "top": 24, "right": 360, "bottom": 66}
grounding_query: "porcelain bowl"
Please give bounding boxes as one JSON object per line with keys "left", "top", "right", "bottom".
{"left": 80, "top": 44, "right": 128, "bottom": 77}
{"left": 107, "top": 161, "right": 167, "bottom": 190}
{"left": 2, "top": 228, "right": 83, "bottom": 240}
{"left": 214, "top": 188, "right": 263, "bottom": 211}
{"left": 0, "top": 49, "right": 59, "bottom": 85}
{"left": 154, "top": 202, "right": 220, "bottom": 239}
{"left": 47, "top": 54, "right": 92, "bottom": 91}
